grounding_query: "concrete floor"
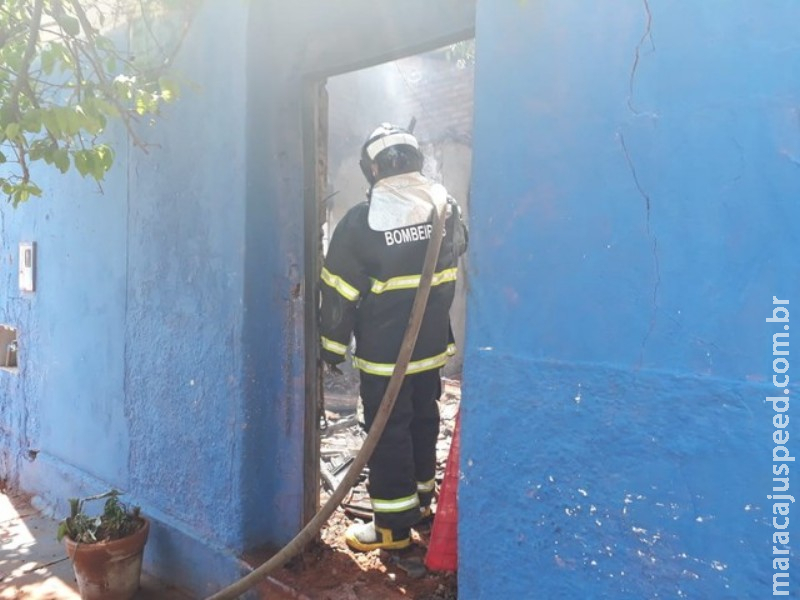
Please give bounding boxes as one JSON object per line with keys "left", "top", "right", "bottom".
{"left": 0, "top": 490, "right": 190, "bottom": 599}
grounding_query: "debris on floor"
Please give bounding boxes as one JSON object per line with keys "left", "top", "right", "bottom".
{"left": 269, "top": 375, "right": 461, "bottom": 599}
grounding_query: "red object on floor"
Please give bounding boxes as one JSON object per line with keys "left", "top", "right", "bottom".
{"left": 425, "top": 410, "right": 460, "bottom": 572}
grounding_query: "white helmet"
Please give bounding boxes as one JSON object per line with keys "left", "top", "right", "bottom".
{"left": 359, "top": 123, "right": 423, "bottom": 185}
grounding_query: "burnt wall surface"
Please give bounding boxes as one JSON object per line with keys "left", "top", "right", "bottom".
{"left": 462, "top": 1, "right": 799, "bottom": 598}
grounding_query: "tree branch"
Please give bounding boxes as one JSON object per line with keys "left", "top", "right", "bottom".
{"left": 68, "top": 0, "right": 148, "bottom": 151}
{"left": 10, "top": 0, "right": 45, "bottom": 120}
{"left": 137, "top": 0, "right": 166, "bottom": 58}
{"left": 2, "top": 0, "right": 196, "bottom": 204}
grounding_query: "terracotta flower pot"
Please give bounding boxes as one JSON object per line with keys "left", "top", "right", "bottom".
{"left": 64, "top": 518, "right": 150, "bottom": 600}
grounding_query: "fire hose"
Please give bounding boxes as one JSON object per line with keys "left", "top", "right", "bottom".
{"left": 206, "top": 199, "right": 447, "bottom": 599}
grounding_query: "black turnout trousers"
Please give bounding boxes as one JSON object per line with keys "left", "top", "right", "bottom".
{"left": 359, "top": 369, "right": 441, "bottom": 530}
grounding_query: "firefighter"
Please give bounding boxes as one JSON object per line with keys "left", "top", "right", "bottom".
{"left": 320, "top": 123, "right": 468, "bottom": 551}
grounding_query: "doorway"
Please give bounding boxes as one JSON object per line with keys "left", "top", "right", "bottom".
{"left": 303, "top": 40, "right": 475, "bottom": 528}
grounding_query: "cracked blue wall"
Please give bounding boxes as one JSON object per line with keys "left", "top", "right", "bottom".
{"left": 462, "top": 1, "right": 799, "bottom": 598}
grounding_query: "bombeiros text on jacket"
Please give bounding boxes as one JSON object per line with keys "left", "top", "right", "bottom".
{"left": 383, "top": 222, "right": 447, "bottom": 246}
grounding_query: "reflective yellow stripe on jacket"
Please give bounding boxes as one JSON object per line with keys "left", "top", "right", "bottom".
{"left": 371, "top": 493, "right": 420, "bottom": 514}
{"left": 352, "top": 344, "right": 456, "bottom": 376}
{"left": 417, "top": 478, "right": 436, "bottom": 494}
{"left": 321, "top": 336, "right": 348, "bottom": 357}
{"left": 370, "top": 267, "right": 458, "bottom": 295}
{"left": 321, "top": 267, "right": 360, "bottom": 302}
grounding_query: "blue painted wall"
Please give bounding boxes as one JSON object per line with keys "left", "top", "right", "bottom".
{"left": 1, "top": 4, "right": 255, "bottom": 596}
{"left": 1, "top": 0, "right": 475, "bottom": 596}
{"left": 11, "top": 0, "right": 792, "bottom": 597}
{"left": 462, "top": 1, "right": 799, "bottom": 598}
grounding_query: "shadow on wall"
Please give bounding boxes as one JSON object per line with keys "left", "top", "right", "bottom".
{"left": 325, "top": 45, "right": 474, "bottom": 377}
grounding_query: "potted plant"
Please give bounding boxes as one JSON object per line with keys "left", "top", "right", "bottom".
{"left": 57, "top": 490, "right": 150, "bottom": 600}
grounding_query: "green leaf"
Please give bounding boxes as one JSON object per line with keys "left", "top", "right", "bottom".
{"left": 80, "top": 99, "right": 108, "bottom": 134}
{"left": 42, "top": 109, "right": 61, "bottom": 137}
{"left": 91, "top": 145, "right": 114, "bottom": 180}
{"left": 54, "top": 108, "right": 71, "bottom": 136}
{"left": 3, "top": 43, "right": 24, "bottom": 71}
{"left": 13, "top": 188, "right": 30, "bottom": 206}
{"left": 158, "top": 76, "right": 180, "bottom": 102}
{"left": 94, "top": 99, "right": 120, "bottom": 119}
{"left": 86, "top": 115, "right": 105, "bottom": 135}
{"left": 4, "top": 122, "right": 21, "bottom": 139}
{"left": 53, "top": 43, "right": 74, "bottom": 71}
{"left": 53, "top": 148, "right": 70, "bottom": 173}
{"left": 0, "top": 151, "right": 6, "bottom": 164}
{"left": 21, "top": 110, "right": 43, "bottom": 133}
{"left": 73, "top": 150, "right": 93, "bottom": 177}
{"left": 57, "top": 521, "right": 68, "bottom": 542}
{"left": 135, "top": 93, "right": 148, "bottom": 116}
{"left": 56, "top": 15, "right": 81, "bottom": 37}
{"left": 66, "top": 107, "right": 87, "bottom": 136}
{"left": 94, "top": 36, "right": 116, "bottom": 53}
{"left": 96, "top": 145, "right": 114, "bottom": 171}
{"left": 77, "top": 104, "right": 102, "bottom": 135}
{"left": 29, "top": 140, "right": 50, "bottom": 162}
{"left": 42, "top": 144, "right": 56, "bottom": 165}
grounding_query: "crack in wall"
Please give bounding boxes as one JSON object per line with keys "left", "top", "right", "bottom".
{"left": 619, "top": 132, "right": 661, "bottom": 365}
{"left": 627, "top": 0, "right": 655, "bottom": 115}
{"left": 621, "top": 0, "right": 660, "bottom": 366}
{"left": 618, "top": 132, "right": 651, "bottom": 232}
{"left": 643, "top": 237, "right": 662, "bottom": 359}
